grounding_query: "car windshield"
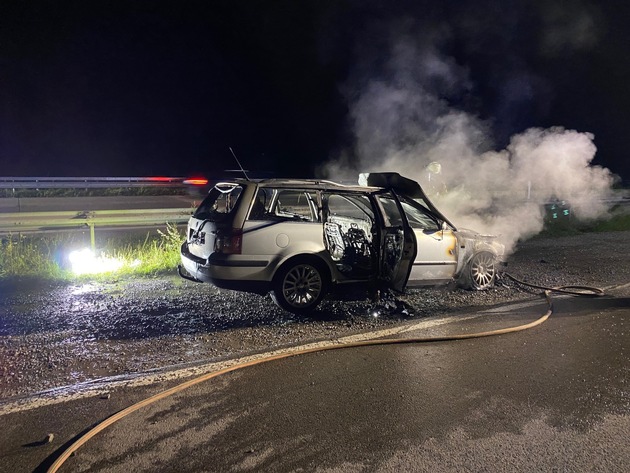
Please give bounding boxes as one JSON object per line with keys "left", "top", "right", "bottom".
{"left": 398, "top": 195, "right": 440, "bottom": 231}
{"left": 194, "top": 183, "right": 243, "bottom": 221}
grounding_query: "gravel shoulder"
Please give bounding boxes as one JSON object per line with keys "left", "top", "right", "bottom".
{"left": 1, "top": 231, "right": 629, "bottom": 400}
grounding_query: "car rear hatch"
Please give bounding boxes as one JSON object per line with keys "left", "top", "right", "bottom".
{"left": 186, "top": 182, "right": 247, "bottom": 260}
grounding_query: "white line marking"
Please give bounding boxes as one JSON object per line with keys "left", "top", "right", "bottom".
{"left": 480, "top": 300, "right": 541, "bottom": 313}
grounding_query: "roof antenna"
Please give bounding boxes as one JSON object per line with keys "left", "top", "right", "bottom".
{"left": 229, "top": 147, "right": 250, "bottom": 181}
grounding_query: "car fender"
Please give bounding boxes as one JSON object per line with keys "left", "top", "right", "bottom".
{"left": 454, "top": 229, "right": 504, "bottom": 275}
{"left": 269, "top": 251, "right": 334, "bottom": 285}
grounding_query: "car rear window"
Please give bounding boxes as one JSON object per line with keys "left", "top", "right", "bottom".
{"left": 194, "top": 183, "right": 244, "bottom": 221}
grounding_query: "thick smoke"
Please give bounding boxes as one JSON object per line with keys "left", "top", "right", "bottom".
{"left": 323, "top": 37, "right": 614, "bottom": 255}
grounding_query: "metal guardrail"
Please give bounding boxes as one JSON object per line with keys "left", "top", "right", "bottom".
{"left": 0, "top": 177, "right": 200, "bottom": 248}
{"left": 0, "top": 208, "right": 193, "bottom": 247}
{"left": 0, "top": 176, "right": 195, "bottom": 189}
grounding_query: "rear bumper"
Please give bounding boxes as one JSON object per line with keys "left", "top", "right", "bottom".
{"left": 179, "top": 244, "right": 212, "bottom": 283}
{"left": 179, "top": 242, "right": 271, "bottom": 295}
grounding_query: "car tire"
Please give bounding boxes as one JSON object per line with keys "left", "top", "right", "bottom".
{"left": 271, "top": 258, "right": 329, "bottom": 314}
{"left": 462, "top": 251, "right": 497, "bottom": 290}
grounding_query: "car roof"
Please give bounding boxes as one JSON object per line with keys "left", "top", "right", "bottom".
{"left": 211, "top": 173, "right": 456, "bottom": 229}
{"left": 224, "top": 178, "right": 382, "bottom": 193}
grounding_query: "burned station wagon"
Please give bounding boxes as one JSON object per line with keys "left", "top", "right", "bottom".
{"left": 179, "top": 172, "right": 504, "bottom": 313}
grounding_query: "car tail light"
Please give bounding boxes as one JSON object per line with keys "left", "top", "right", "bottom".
{"left": 214, "top": 230, "right": 242, "bottom": 254}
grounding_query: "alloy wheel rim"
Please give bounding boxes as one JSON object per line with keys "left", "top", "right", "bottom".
{"left": 283, "top": 264, "right": 322, "bottom": 308}
{"left": 471, "top": 253, "right": 496, "bottom": 289}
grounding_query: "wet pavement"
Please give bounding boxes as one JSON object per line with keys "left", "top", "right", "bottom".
{"left": 0, "top": 271, "right": 540, "bottom": 400}
{"left": 1, "top": 284, "right": 629, "bottom": 472}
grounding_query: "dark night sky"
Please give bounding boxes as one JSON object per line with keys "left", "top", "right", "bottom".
{"left": 1, "top": 0, "right": 629, "bottom": 182}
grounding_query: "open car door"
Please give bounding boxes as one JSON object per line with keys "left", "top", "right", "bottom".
{"left": 374, "top": 190, "right": 417, "bottom": 292}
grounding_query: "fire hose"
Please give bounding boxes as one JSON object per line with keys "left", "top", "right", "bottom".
{"left": 46, "top": 274, "right": 604, "bottom": 472}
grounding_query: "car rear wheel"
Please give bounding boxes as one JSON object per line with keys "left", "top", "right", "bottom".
{"left": 464, "top": 251, "right": 497, "bottom": 290}
{"left": 271, "top": 259, "right": 328, "bottom": 314}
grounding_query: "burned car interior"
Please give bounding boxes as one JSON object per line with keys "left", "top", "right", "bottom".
{"left": 324, "top": 193, "right": 376, "bottom": 278}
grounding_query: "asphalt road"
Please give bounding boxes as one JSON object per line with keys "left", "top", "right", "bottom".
{"left": 2, "top": 284, "right": 628, "bottom": 472}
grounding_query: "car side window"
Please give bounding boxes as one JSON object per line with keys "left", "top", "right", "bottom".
{"left": 327, "top": 194, "right": 374, "bottom": 221}
{"left": 247, "top": 188, "right": 273, "bottom": 220}
{"left": 248, "top": 189, "right": 317, "bottom": 222}
{"left": 274, "top": 190, "right": 317, "bottom": 221}
{"left": 375, "top": 192, "right": 404, "bottom": 227}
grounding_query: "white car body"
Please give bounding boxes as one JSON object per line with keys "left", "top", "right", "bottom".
{"left": 180, "top": 173, "right": 504, "bottom": 313}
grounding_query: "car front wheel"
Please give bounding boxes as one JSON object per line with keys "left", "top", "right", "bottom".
{"left": 271, "top": 259, "right": 328, "bottom": 314}
{"left": 464, "top": 251, "right": 497, "bottom": 290}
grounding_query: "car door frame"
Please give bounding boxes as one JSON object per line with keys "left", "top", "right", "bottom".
{"left": 372, "top": 189, "right": 417, "bottom": 292}
{"left": 320, "top": 190, "right": 378, "bottom": 281}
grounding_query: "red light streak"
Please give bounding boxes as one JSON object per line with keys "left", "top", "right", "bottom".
{"left": 183, "top": 178, "right": 209, "bottom": 186}
{"left": 147, "top": 176, "right": 176, "bottom": 182}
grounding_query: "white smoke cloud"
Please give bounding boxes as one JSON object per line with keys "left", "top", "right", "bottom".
{"left": 322, "top": 37, "right": 615, "bottom": 255}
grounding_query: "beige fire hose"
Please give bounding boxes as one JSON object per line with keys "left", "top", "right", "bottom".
{"left": 46, "top": 276, "right": 604, "bottom": 472}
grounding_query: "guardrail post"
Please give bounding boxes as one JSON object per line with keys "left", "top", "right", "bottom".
{"left": 89, "top": 223, "right": 95, "bottom": 250}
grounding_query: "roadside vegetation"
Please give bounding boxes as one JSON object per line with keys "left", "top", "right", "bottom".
{"left": 539, "top": 203, "right": 630, "bottom": 237}
{"left": 585, "top": 212, "right": 630, "bottom": 232}
{"left": 0, "top": 223, "right": 185, "bottom": 282}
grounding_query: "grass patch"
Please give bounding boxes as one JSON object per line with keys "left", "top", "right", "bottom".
{"left": 0, "top": 224, "right": 185, "bottom": 282}
{"left": 0, "top": 235, "right": 68, "bottom": 280}
{"left": 583, "top": 213, "right": 630, "bottom": 232}
{"left": 106, "top": 224, "right": 185, "bottom": 277}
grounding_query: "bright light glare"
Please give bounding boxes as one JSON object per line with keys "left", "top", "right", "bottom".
{"left": 69, "top": 248, "right": 126, "bottom": 275}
